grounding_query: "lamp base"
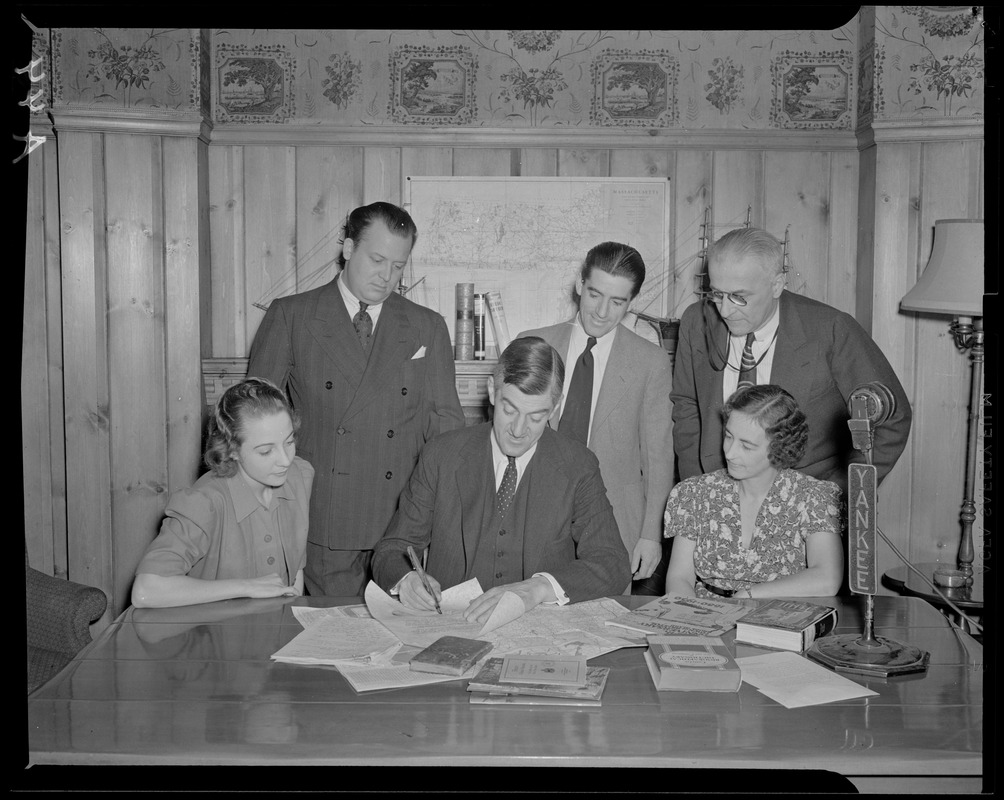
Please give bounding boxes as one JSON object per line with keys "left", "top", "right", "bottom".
{"left": 806, "top": 634, "right": 930, "bottom": 678}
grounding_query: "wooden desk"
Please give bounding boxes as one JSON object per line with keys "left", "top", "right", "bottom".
{"left": 25, "top": 595, "right": 982, "bottom": 793}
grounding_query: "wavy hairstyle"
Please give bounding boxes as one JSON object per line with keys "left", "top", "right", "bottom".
{"left": 708, "top": 226, "right": 784, "bottom": 277}
{"left": 579, "top": 241, "right": 646, "bottom": 299}
{"left": 492, "top": 336, "right": 565, "bottom": 407}
{"left": 204, "top": 378, "right": 300, "bottom": 477}
{"left": 721, "top": 384, "right": 808, "bottom": 469}
{"left": 337, "top": 201, "right": 418, "bottom": 268}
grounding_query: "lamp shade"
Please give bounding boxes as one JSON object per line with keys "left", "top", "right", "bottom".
{"left": 900, "top": 219, "right": 984, "bottom": 316}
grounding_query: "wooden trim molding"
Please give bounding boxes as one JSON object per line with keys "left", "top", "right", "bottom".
{"left": 208, "top": 124, "right": 859, "bottom": 151}
{"left": 50, "top": 107, "right": 213, "bottom": 142}
{"left": 857, "top": 118, "right": 984, "bottom": 149}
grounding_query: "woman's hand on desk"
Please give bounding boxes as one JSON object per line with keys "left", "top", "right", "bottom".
{"left": 398, "top": 570, "right": 443, "bottom": 612}
{"left": 243, "top": 573, "right": 301, "bottom": 599}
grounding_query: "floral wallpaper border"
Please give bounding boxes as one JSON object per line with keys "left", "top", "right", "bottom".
{"left": 216, "top": 43, "right": 296, "bottom": 123}
{"left": 589, "top": 49, "right": 679, "bottom": 128}
{"left": 388, "top": 45, "right": 477, "bottom": 126}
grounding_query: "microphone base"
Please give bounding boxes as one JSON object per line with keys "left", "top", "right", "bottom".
{"left": 806, "top": 633, "right": 930, "bottom": 678}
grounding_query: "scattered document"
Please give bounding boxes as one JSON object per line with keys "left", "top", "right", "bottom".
{"left": 736, "top": 651, "right": 878, "bottom": 708}
{"left": 364, "top": 579, "right": 525, "bottom": 647}
{"left": 271, "top": 617, "right": 402, "bottom": 666}
{"left": 291, "top": 604, "right": 372, "bottom": 629}
{"left": 336, "top": 643, "right": 484, "bottom": 692}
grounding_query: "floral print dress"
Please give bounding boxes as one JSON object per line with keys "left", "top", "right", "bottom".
{"left": 664, "top": 468, "right": 841, "bottom": 598}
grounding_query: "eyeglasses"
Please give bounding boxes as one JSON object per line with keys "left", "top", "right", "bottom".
{"left": 697, "top": 290, "right": 748, "bottom": 307}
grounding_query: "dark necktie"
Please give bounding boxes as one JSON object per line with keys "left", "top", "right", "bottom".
{"left": 497, "top": 456, "right": 517, "bottom": 517}
{"left": 353, "top": 301, "right": 372, "bottom": 351}
{"left": 559, "top": 336, "right": 597, "bottom": 444}
{"left": 737, "top": 332, "right": 756, "bottom": 390}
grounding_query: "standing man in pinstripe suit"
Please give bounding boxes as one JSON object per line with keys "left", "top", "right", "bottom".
{"left": 247, "top": 202, "right": 465, "bottom": 596}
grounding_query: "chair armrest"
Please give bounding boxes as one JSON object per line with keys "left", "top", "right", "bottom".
{"left": 25, "top": 566, "right": 108, "bottom": 654}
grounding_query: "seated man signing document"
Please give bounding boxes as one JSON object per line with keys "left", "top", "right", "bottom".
{"left": 372, "top": 337, "right": 631, "bottom": 625}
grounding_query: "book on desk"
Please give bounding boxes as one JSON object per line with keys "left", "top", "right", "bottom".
{"left": 734, "top": 599, "right": 837, "bottom": 653}
{"left": 466, "top": 657, "right": 610, "bottom": 703}
{"left": 643, "top": 635, "right": 742, "bottom": 692}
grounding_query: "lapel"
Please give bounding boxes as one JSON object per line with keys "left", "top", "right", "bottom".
{"left": 767, "top": 292, "right": 815, "bottom": 400}
{"left": 696, "top": 303, "right": 726, "bottom": 421}
{"left": 545, "top": 323, "right": 573, "bottom": 432}
{"left": 456, "top": 426, "right": 493, "bottom": 563}
{"left": 305, "top": 280, "right": 367, "bottom": 391}
{"left": 342, "top": 292, "right": 420, "bottom": 422}
{"left": 521, "top": 430, "right": 569, "bottom": 569}
{"left": 591, "top": 325, "right": 631, "bottom": 434}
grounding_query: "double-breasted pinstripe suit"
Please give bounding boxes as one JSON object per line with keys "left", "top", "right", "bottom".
{"left": 247, "top": 279, "right": 465, "bottom": 591}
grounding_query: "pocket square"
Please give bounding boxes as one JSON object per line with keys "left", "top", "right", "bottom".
{"left": 412, "top": 346, "right": 427, "bottom": 359}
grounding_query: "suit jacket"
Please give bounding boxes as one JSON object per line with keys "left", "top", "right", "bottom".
{"left": 246, "top": 280, "right": 465, "bottom": 550}
{"left": 518, "top": 322, "right": 674, "bottom": 555}
{"left": 372, "top": 425, "right": 631, "bottom": 603}
{"left": 671, "top": 290, "right": 912, "bottom": 491}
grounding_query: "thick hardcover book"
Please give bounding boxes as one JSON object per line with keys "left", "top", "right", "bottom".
{"left": 469, "top": 692, "right": 601, "bottom": 708}
{"left": 734, "top": 599, "right": 838, "bottom": 652}
{"left": 466, "top": 657, "right": 609, "bottom": 701}
{"left": 473, "top": 293, "right": 487, "bottom": 360}
{"left": 409, "top": 635, "right": 493, "bottom": 676}
{"left": 644, "top": 635, "right": 742, "bottom": 693}
{"left": 455, "top": 283, "right": 474, "bottom": 360}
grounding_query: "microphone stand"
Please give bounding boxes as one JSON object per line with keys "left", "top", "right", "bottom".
{"left": 806, "top": 385, "right": 929, "bottom": 678}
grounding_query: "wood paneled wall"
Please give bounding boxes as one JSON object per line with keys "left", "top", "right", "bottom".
{"left": 23, "top": 121, "right": 984, "bottom": 622}
{"left": 208, "top": 142, "right": 863, "bottom": 358}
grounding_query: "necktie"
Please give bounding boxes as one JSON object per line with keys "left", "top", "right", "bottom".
{"left": 353, "top": 301, "right": 372, "bottom": 351}
{"left": 737, "top": 332, "right": 756, "bottom": 390}
{"left": 497, "top": 456, "right": 517, "bottom": 517}
{"left": 559, "top": 336, "right": 597, "bottom": 444}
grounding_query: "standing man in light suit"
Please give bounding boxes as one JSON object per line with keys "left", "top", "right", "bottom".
{"left": 247, "top": 202, "right": 465, "bottom": 597}
{"left": 520, "top": 242, "right": 674, "bottom": 594}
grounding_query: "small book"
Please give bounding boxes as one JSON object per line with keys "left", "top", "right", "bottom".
{"left": 485, "top": 290, "right": 511, "bottom": 351}
{"left": 409, "top": 635, "right": 493, "bottom": 676}
{"left": 469, "top": 692, "right": 601, "bottom": 708}
{"left": 473, "top": 293, "right": 487, "bottom": 360}
{"left": 644, "top": 635, "right": 742, "bottom": 693}
{"left": 467, "top": 657, "right": 609, "bottom": 701}
{"left": 499, "top": 655, "right": 588, "bottom": 687}
{"left": 734, "top": 599, "right": 838, "bottom": 653}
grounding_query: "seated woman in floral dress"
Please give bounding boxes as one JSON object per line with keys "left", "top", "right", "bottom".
{"left": 664, "top": 384, "right": 843, "bottom": 599}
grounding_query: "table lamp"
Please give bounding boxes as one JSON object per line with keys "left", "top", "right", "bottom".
{"left": 899, "top": 219, "right": 985, "bottom": 589}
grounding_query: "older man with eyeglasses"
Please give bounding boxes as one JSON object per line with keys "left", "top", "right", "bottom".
{"left": 670, "top": 227, "right": 912, "bottom": 495}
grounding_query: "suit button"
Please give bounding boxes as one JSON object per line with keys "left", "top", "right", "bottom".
{"left": 401, "top": 387, "right": 408, "bottom": 395}
{"left": 495, "top": 572, "right": 503, "bottom": 579}
{"left": 386, "top": 430, "right": 394, "bottom": 438}
{"left": 337, "top": 427, "right": 346, "bottom": 435}
{"left": 385, "top": 471, "right": 393, "bottom": 479}
{"left": 267, "top": 557, "right": 275, "bottom": 565}
{"left": 264, "top": 535, "right": 272, "bottom": 543}
{"left": 497, "top": 551, "right": 503, "bottom": 558}
{"left": 498, "top": 529, "right": 506, "bottom": 537}
{"left": 325, "top": 381, "right": 333, "bottom": 389}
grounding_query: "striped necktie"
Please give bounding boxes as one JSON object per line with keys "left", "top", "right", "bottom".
{"left": 737, "top": 333, "right": 756, "bottom": 390}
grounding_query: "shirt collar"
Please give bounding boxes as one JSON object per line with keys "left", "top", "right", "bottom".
{"left": 225, "top": 464, "right": 297, "bottom": 521}
{"left": 732, "top": 300, "right": 780, "bottom": 344}
{"left": 336, "top": 273, "right": 384, "bottom": 316}
{"left": 489, "top": 426, "right": 538, "bottom": 478}
{"left": 571, "top": 315, "right": 617, "bottom": 356}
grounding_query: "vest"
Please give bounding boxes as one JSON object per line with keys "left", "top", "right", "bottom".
{"left": 470, "top": 456, "right": 533, "bottom": 588}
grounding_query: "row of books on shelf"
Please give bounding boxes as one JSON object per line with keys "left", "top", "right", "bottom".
{"left": 454, "top": 285, "right": 509, "bottom": 361}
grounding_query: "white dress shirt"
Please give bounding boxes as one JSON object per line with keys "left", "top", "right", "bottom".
{"left": 721, "top": 303, "right": 781, "bottom": 402}
{"left": 336, "top": 273, "right": 385, "bottom": 328}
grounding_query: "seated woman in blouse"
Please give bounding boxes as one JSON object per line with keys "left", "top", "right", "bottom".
{"left": 131, "top": 378, "right": 314, "bottom": 608}
{"left": 664, "top": 384, "right": 843, "bottom": 599}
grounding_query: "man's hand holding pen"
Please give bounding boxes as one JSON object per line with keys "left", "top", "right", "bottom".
{"left": 398, "top": 569, "right": 443, "bottom": 613}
